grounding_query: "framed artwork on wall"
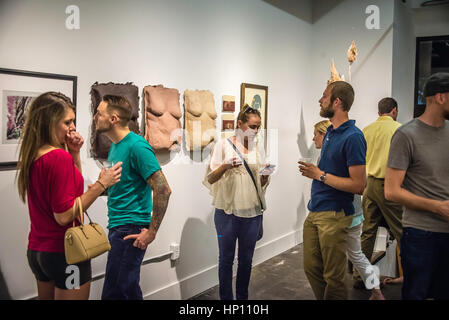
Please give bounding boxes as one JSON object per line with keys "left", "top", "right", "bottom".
{"left": 240, "top": 83, "right": 268, "bottom": 130}
{"left": 0, "top": 68, "right": 77, "bottom": 170}
{"left": 222, "top": 113, "right": 235, "bottom": 131}
{"left": 221, "top": 114, "right": 235, "bottom": 140}
{"left": 222, "top": 120, "right": 234, "bottom": 130}
{"left": 222, "top": 95, "right": 235, "bottom": 112}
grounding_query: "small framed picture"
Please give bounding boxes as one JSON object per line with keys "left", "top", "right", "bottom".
{"left": 222, "top": 95, "right": 235, "bottom": 112}
{"left": 0, "top": 68, "right": 77, "bottom": 170}
{"left": 222, "top": 120, "right": 234, "bottom": 130}
{"left": 240, "top": 83, "right": 268, "bottom": 130}
{"left": 222, "top": 114, "right": 235, "bottom": 132}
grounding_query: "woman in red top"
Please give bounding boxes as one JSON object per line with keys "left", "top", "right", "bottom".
{"left": 16, "top": 92, "right": 122, "bottom": 300}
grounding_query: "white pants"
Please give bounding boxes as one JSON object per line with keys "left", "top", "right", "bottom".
{"left": 347, "top": 223, "right": 380, "bottom": 289}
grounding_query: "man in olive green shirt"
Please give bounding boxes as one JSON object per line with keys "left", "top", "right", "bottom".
{"left": 353, "top": 98, "right": 403, "bottom": 288}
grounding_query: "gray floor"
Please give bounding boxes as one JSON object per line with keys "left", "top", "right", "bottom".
{"left": 190, "top": 244, "right": 402, "bottom": 300}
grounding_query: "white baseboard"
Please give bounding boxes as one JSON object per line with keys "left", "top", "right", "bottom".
{"left": 144, "top": 229, "right": 303, "bottom": 300}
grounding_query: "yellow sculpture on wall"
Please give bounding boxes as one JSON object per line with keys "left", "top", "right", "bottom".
{"left": 184, "top": 89, "right": 217, "bottom": 151}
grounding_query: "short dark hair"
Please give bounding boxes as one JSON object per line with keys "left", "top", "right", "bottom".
{"left": 328, "top": 81, "right": 354, "bottom": 112}
{"left": 378, "top": 97, "right": 398, "bottom": 114}
{"left": 237, "top": 104, "right": 261, "bottom": 123}
{"left": 102, "top": 95, "right": 132, "bottom": 126}
{"left": 424, "top": 72, "right": 449, "bottom": 97}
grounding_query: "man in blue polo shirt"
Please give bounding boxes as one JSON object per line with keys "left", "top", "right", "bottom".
{"left": 299, "top": 81, "right": 367, "bottom": 300}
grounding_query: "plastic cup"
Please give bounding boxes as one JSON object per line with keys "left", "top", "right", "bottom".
{"left": 96, "top": 160, "right": 116, "bottom": 169}
{"left": 298, "top": 157, "right": 312, "bottom": 164}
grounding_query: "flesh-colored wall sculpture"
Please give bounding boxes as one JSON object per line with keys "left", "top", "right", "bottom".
{"left": 143, "top": 85, "right": 182, "bottom": 151}
{"left": 184, "top": 89, "right": 217, "bottom": 151}
{"left": 347, "top": 41, "right": 358, "bottom": 82}
{"left": 327, "top": 40, "right": 358, "bottom": 85}
{"left": 327, "top": 59, "right": 345, "bottom": 85}
{"left": 90, "top": 82, "right": 140, "bottom": 160}
{"left": 347, "top": 40, "right": 358, "bottom": 64}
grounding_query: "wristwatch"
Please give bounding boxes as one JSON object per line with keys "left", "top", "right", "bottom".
{"left": 319, "top": 172, "right": 327, "bottom": 183}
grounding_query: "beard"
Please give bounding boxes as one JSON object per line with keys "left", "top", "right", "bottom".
{"left": 95, "top": 121, "right": 112, "bottom": 133}
{"left": 320, "top": 103, "right": 335, "bottom": 118}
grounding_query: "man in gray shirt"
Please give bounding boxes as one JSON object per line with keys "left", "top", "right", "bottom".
{"left": 385, "top": 72, "right": 449, "bottom": 300}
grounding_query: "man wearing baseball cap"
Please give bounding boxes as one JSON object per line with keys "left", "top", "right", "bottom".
{"left": 384, "top": 72, "right": 449, "bottom": 300}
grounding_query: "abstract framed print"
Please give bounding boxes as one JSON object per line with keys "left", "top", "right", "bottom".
{"left": 0, "top": 68, "right": 77, "bottom": 170}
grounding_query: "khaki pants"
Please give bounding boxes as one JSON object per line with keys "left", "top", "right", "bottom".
{"left": 354, "top": 176, "right": 403, "bottom": 280}
{"left": 303, "top": 210, "right": 353, "bottom": 300}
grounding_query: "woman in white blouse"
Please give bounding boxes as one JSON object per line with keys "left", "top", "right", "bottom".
{"left": 203, "top": 105, "right": 272, "bottom": 300}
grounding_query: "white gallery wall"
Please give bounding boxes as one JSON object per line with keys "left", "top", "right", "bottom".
{"left": 0, "top": 0, "right": 315, "bottom": 300}
{"left": 392, "top": 0, "right": 416, "bottom": 123}
{"left": 307, "top": 0, "right": 395, "bottom": 136}
{"left": 392, "top": 1, "right": 449, "bottom": 124}
{"left": 0, "top": 0, "right": 437, "bottom": 300}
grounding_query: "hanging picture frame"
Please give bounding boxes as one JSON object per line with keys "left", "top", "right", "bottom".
{"left": 222, "top": 95, "right": 235, "bottom": 112}
{"left": 0, "top": 68, "right": 77, "bottom": 170}
{"left": 240, "top": 83, "right": 268, "bottom": 130}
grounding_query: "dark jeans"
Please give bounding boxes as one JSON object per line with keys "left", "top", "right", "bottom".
{"left": 101, "top": 225, "right": 147, "bottom": 300}
{"left": 401, "top": 227, "right": 449, "bottom": 300}
{"left": 214, "top": 209, "right": 262, "bottom": 300}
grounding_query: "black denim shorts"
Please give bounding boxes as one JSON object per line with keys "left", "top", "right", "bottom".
{"left": 27, "top": 249, "right": 92, "bottom": 290}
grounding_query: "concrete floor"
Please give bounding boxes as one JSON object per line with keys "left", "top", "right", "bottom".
{"left": 190, "top": 244, "right": 402, "bottom": 300}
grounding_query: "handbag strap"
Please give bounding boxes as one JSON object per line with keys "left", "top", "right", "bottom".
{"left": 227, "top": 138, "right": 265, "bottom": 211}
{"left": 72, "top": 197, "right": 83, "bottom": 227}
{"left": 72, "top": 197, "right": 93, "bottom": 227}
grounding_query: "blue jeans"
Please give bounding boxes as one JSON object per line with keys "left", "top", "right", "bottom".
{"left": 101, "top": 225, "right": 147, "bottom": 300}
{"left": 214, "top": 209, "right": 262, "bottom": 300}
{"left": 401, "top": 227, "right": 449, "bottom": 300}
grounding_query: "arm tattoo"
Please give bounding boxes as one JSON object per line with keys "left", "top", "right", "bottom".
{"left": 147, "top": 170, "right": 171, "bottom": 232}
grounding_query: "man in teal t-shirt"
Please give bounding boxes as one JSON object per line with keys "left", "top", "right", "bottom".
{"left": 94, "top": 94, "right": 172, "bottom": 300}
{"left": 107, "top": 131, "right": 161, "bottom": 228}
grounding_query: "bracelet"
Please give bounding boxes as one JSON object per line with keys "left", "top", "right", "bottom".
{"left": 96, "top": 180, "right": 107, "bottom": 191}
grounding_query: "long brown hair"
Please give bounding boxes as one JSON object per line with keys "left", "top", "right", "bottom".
{"left": 16, "top": 92, "right": 75, "bottom": 202}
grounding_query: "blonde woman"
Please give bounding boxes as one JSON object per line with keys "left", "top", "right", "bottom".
{"left": 203, "top": 105, "right": 273, "bottom": 300}
{"left": 16, "top": 92, "right": 122, "bottom": 300}
{"left": 312, "top": 120, "right": 385, "bottom": 300}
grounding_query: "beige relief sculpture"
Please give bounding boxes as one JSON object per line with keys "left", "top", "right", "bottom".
{"left": 327, "top": 41, "right": 358, "bottom": 85}
{"left": 327, "top": 59, "right": 345, "bottom": 85}
{"left": 347, "top": 40, "right": 358, "bottom": 64}
{"left": 347, "top": 40, "right": 358, "bottom": 82}
{"left": 184, "top": 89, "right": 217, "bottom": 151}
{"left": 144, "top": 85, "right": 182, "bottom": 151}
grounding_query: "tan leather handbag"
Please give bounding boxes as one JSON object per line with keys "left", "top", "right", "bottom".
{"left": 64, "top": 197, "right": 111, "bottom": 264}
